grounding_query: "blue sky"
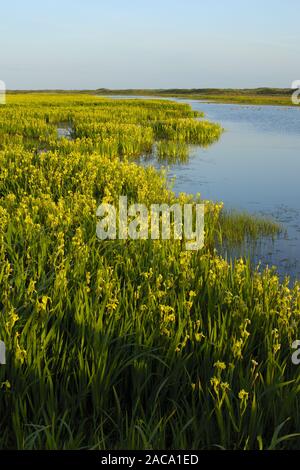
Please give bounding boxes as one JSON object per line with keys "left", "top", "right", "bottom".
{"left": 1, "top": 0, "right": 300, "bottom": 89}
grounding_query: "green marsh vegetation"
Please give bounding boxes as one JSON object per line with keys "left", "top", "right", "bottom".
{"left": 217, "top": 210, "right": 284, "bottom": 245}
{"left": 8, "top": 87, "right": 298, "bottom": 106}
{"left": 96, "top": 87, "right": 297, "bottom": 107}
{"left": 0, "top": 94, "right": 299, "bottom": 450}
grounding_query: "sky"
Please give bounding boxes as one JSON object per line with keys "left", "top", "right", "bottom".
{"left": 1, "top": 0, "right": 300, "bottom": 89}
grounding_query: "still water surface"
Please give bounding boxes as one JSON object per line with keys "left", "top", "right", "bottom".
{"left": 155, "top": 100, "right": 300, "bottom": 281}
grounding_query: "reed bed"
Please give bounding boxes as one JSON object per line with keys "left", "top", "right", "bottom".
{"left": 155, "top": 140, "right": 189, "bottom": 163}
{"left": 0, "top": 94, "right": 299, "bottom": 450}
{"left": 217, "top": 210, "right": 283, "bottom": 245}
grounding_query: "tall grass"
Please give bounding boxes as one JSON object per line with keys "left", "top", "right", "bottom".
{"left": 217, "top": 209, "right": 283, "bottom": 245}
{"left": 155, "top": 141, "right": 189, "bottom": 163}
{"left": 0, "top": 94, "right": 299, "bottom": 450}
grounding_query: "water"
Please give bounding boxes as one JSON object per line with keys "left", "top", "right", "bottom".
{"left": 157, "top": 100, "right": 300, "bottom": 281}
{"left": 57, "top": 123, "right": 72, "bottom": 140}
{"left": 102, "top": 96, "right": 300, "bottom": 281}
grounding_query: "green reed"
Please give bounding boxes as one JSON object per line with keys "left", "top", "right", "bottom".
{"left": 0, "top": 94, "right": 299, "bottom": 451}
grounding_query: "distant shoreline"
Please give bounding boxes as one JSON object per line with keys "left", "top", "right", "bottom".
{"left": 5, "top": 87, "right": 298, "bottom": 107}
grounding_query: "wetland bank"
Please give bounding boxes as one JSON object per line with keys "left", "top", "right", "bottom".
{"left": 0, "top": 93, "right": 300, "bottom": 450}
